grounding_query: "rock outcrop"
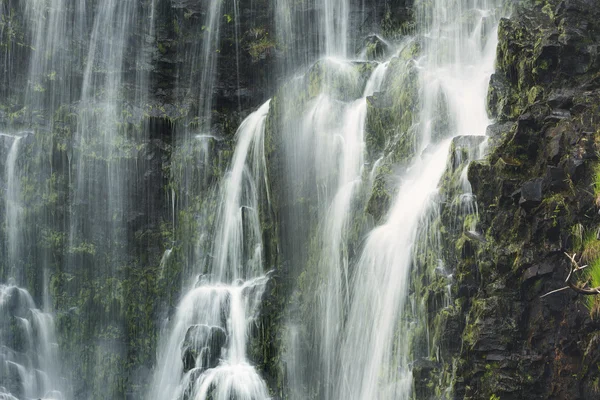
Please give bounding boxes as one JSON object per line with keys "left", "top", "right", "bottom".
{"left": 415, "top": 1, "right": 600, "bottom": 399}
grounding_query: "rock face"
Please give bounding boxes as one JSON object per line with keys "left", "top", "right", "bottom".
{"left": 414, "top": 1, "right": 600, "bottom": 399}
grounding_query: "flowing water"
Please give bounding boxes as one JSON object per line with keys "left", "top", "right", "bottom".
{"left": 0, "top": 132, "right": 66, "bottom": 399}
{"left": 312, "top": 62, "right": 389, "bottom": 399}
{"left": 69, "top": 0, "right": 138, "bottom": 274}
{"left": 281, "top": 0, "right": 504, "bottom": 398}
{"left": 332, "top": 1, "right": 504, "bottom": 398}
{"left": 1, "top": 0, "right": 157, "bottom": 397}
{"left": 338, "top": 141, "right": 453, "bottom": 399}
{"left": 5, "top": 135, "right": 23, "bottom": 281}
{"left": 0, "top": 283, "right": 65, "bottom": 400}
{"left": 148, "top": 101, "right": 271, "bottom": 400}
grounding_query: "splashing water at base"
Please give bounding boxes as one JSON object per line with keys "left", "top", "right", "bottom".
{"left": 0, "top": 283, "right": 66, "bottom": 400}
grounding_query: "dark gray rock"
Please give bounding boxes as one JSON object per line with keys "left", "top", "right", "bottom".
{"left": 544, "top": 166, "right": 569, "bottom": 192}
{"left": 519, "top": 178, "right": 543, "bottom": 210}
{"left": 181, "top": 325, "right": 227, "bottom": 373}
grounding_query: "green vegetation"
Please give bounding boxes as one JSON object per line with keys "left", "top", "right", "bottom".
{"left": 578, "top": 230, "right": 600, "bottom": 317}
{"left": 246, "top": 27, "right": 276, "bottom": 62}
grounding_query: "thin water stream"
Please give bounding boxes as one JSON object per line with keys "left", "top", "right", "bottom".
{"left": 149, "top": 101, "right": 271, "bottom": 400}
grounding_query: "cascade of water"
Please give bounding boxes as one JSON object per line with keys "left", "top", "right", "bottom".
{"left": 71, "top": 0, "right": 138, "bottom": 249}
{"left": 418, "top": 0, "right": 501, "bottom": 144}
{"left": 275, "top": 42, "right": 392, "bottom": 394}
{"left": 274, "top": 0, "right": 295, "bottom": 74}
{"left": 276, "top": 0, "right": 352, "bottom": 77}
{"left": 314, "top": 62, "right": 389, "bottom": 398}
{"left": 0, "top": 2, "right": 83, "bottom": 397}
{"left": 332, "top": 0, "right": 504, "bottom": 398}
{"left": 0, "top": 283, "right": 65, "bottom": 400}
{"left": 63, "top": 1, "right": 160, "bottom": 395}
{"left": 338, "top": 142, "right": 453, "bottom": 399}
{"left": 149, "top": 101, "right": 271, "bottom": 400}
{"left": 171, "top": 0, "right": 226, "bottom": 279}
{"left": 211, "top": 101, "right": 271, "bottom": 282}
{"left": 196, "top": 1, "right": 223, "bottom": 133}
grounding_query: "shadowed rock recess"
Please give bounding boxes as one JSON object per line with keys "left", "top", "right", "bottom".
{"left": 0, "top": 0, "right": 599, "bottom": 399}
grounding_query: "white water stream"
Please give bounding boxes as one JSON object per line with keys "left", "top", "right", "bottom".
{"left": 282, "top": 0, "right": 504, "bottom": 398}
{"left": 5, "top": 135, "right": 23, "bottom": 280}
{"left": 149, "top": 101, "right": 271, "bottom": 400}
{"left": 332, "top": 1, "right": 504, "bottom": 398}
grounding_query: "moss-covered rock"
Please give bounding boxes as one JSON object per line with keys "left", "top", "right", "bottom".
{"left": 419, "top": 1, "right": 600, "bottom": 399}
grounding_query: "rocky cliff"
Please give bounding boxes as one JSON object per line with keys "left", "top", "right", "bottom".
{"left": 413, "top": 0, "right": 600, "bottom": 399}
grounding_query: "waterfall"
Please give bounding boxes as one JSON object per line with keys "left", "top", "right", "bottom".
{"left": 334, "top": 0, "right": 504, "bottom": 398}
{"left": 323, "top": 0, "right": 349, "bottom": 57}
{"left": 23, "top": 0, "right": 72, "bottom": 115}
{"left": 0, "top": 2, "right": 77, "bottom": 398}
{"left": 0, "top": 135, "right": 68, "bottom": 398}
{"left": 338, "top": 142, "right": 453, "bottom": 399}
{"left": 194, "top": 0, "right": 223, "bottom": 132}
{"left": 69, "top": 0, "right": 137, "bottom": 269}
{"left": 313, "top": 62, "right": 389, "bottom": 399}
{"left": 0, "top": 0, "right": 513, "bottom": 398}
{"left": 277, "top": 0, "right": 505, "bottom": 398}
{"left": 149, "top": 101, "right": 271, "bottom": 400}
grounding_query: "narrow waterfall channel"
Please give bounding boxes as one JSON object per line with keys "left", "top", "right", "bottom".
{"left": 5, "top": 135, "right": 23, "bottom": 280}
{"left": 149, "top": 102, "right": 272, "bottom": 400}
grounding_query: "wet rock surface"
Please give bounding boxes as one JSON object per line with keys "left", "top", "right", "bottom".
{"left": 417, "top": 1, "right": 600, "bottom": 399}
{"left": 181, "top": 325, "right": 227, "bottom": 373}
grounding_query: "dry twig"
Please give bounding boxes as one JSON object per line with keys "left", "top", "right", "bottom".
{"left": 541, "top": 253, "right": 600, "bottom": 298}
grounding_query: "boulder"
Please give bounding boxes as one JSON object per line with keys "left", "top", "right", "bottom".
{"left": 519, "top": 178, "right": 543, "bottom": 210}
{"left": 181, "top": 325, "right": 227, "bottom": 373}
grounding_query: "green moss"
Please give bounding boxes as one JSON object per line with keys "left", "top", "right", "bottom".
{"left": 592, "top": 162, "right": 600, "bottom": 202}
{"left": 583, "top": 245, "right": 600, "bottom": 316}
{"left": 541, "top": 3, "right": 554, "bottom": 19}
{"left": 527, "top": 85, "right": 544, "bottom": 104}
{"left": 245, "top": 27, "right": 276, "bottom": 62}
